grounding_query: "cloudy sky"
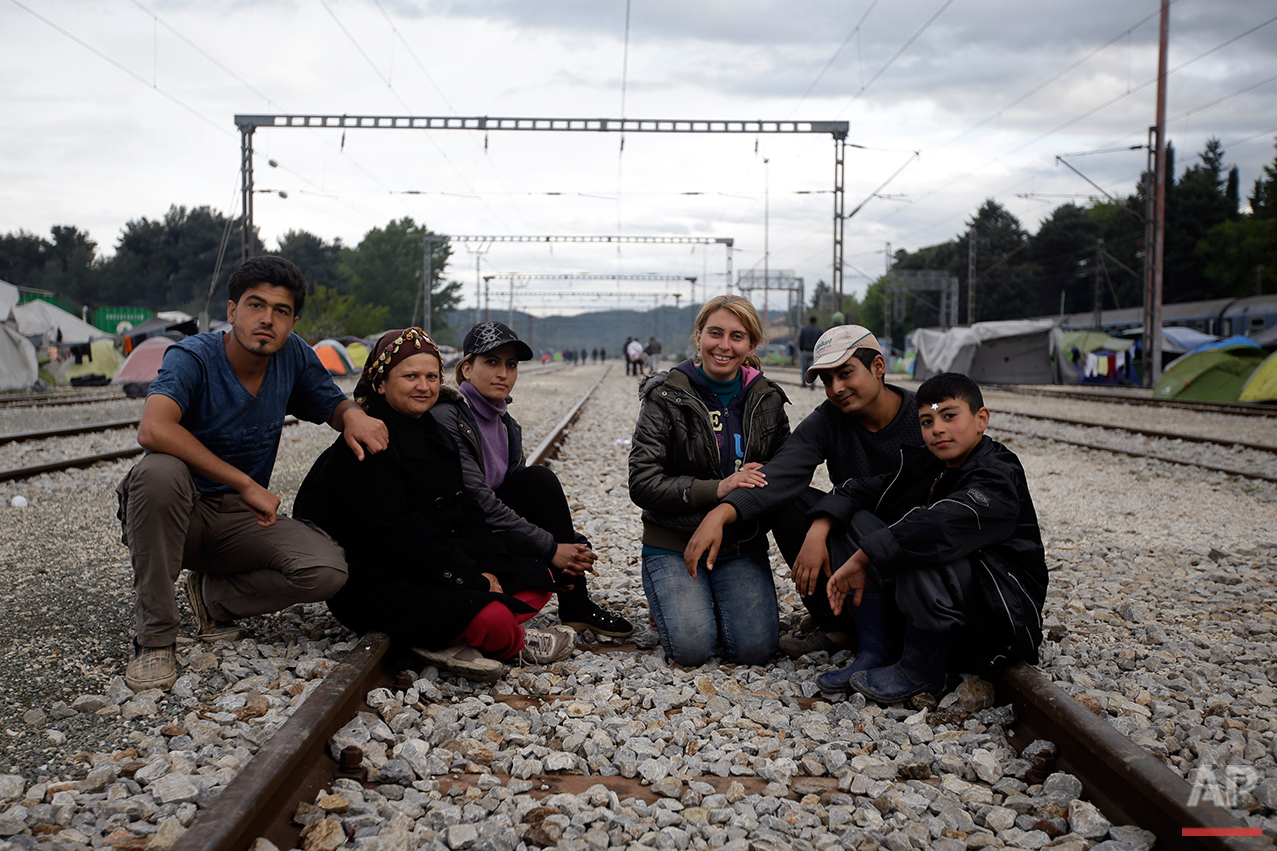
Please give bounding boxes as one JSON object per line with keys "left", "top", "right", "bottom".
{"left": 3, "top": 0, "right": 1275, "bottom": 314}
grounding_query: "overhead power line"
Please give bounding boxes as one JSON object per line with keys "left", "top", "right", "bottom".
{"left": 939, "top": 7, "right": 1166, "bottom": 152}
{"left": 884, "top": 12, "right": 1277, "bottom": 242}
{"left": 791, "top": 0, "right": 881, "bottom": 113}
{"left": 835, "top": 0, "right": 956, "bottom": 116}
{"left": 9, "top": 0, "right": 231, "bottom": 138}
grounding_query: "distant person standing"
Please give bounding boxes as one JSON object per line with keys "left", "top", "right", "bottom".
{"left": 626, "top": 337, "right": 645, "bottom": 376}
{"left": 591, "top": 348, "right": 599, "bottom": 363}
{"left": 798, "top": 316, "right": 823, "bottom": 390}
{"left": 646, "top": 336, "right": 662, "bottom": 374}
{"left": 580, "top": 348, "right": 588, "bottom": 364}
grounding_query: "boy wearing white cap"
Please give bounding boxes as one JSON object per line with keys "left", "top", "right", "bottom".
{"left": 683, "top": 324, "right": 925, "bottom": 656}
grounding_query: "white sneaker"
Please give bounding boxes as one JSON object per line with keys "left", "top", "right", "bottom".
{"left": 517, "top": 626, "right": 577, "bottom": 665}
{"left": 413, "top": 643, "right": 506, "bottom": 682}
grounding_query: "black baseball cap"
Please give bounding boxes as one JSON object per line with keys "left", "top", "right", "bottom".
{"left": 462, "top": 321, "right": 534, "bottom": 361}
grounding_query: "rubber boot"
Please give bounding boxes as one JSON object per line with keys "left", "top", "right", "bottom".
{"left": 815, "top": 594, "right": 903, "bottom": 694}
{"left": 849, "top": 623, "right": 952, "bottom": 705}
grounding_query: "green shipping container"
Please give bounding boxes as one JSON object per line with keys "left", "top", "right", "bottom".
{"left": 92, "top": 306, "right": 154, "bottom": 335}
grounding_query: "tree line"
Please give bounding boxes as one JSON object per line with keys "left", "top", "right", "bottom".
{"left": 0, "top": 213, "right": 463, "bottom": 344}
{"left": 848, "top": 138, "right": 1277, "bottom": 342}
{"left": 3, "top": 137, "right": 1273, "bottom": 346}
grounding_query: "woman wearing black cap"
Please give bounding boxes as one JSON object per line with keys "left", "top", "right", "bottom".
{"left": 430, "top": 321, "right": 634, "bottom": 638}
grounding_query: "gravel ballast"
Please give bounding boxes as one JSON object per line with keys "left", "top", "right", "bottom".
{"left": 0, "top": 365, "right": 1273, "bottom": 849}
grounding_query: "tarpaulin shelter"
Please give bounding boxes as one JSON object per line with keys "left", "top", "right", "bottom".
{"left": 113, "top": 336, "right": 175, "bottom": 385}
{"left": 313, "top": 339, "right": 356, "bottom": 376}
{"left": 49, "top": 338, "right": 125, "bottom": 385}
{"left": 1191, "top": 335, "right": 1262, "bottom": 354}
{"left": 913, "top": 320, "right": 1061, "bottom": 384}
{"left": 1239, "top": 351, "right": 1277, "bottom": 403}
{"left": 9, "top": 299, "right": 105, "bottom": 345}
{"left": 1054, "top": 330, "right": 1138, "bottom": 386}
{"left": 49, "top": 334, "right": 125, "bottom": 383}
{"left": 0, "top": 323, "right": 38, "bottom": 392}
{"left": 1158, "top": 326, "right": 1220, "bottom": 355}
{"left": 0, "top": 279, "right": 19, "bottom": 322}
{"left": 1154, "top": 344, "right": 1268, "bottom": 402}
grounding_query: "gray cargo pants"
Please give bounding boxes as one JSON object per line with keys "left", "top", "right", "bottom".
{"left": 117, "top": 453, "right": 348, "bottom": 647}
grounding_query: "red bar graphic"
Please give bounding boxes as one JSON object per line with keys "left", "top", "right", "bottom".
{"left": 1182, "top": 828, "right": 1264, "bottom": 837}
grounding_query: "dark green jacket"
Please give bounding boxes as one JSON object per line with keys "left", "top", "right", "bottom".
{"left": 629, "top": 367, "right": 790, "bottom": 551}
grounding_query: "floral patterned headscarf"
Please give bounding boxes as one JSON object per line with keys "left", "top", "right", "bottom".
{"left": 353, "top": 327, "right": 441, "bottom": 407}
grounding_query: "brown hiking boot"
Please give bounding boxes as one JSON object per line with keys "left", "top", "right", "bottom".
{"left": 183, "top": 571, "right": 247, "bottom": 643}
{"left": 126, "top": 643, "right": 177, "bottom": 692}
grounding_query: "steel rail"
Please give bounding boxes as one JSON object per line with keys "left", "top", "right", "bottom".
{"left": 998, "top": 410, "right": 1277, "bottom": 454}
{"left": 169, "top": 365, "right": 612, "bottom": 851}
{"left": 768, "top": 373, "right": 1277, "bottom": 480}
{"left": 0, "top": 418, "right": 140, "bottom": 446}
{"left": 0, "top": 420, "right": 305, "bottom": 483}
{"left": 168, "top": 362, "right": 1270, "bottom": 851}
{"left": 0, "top": 447, "right": 144, "bottom": 483}
{"left": 993, "top": 385, "right": 1277, "bottom": 418}
{"left": 0, "top": 391, "right": 129, "bottom": 408}
{"left": 992, "top": 422, "right": 1277, "bottom": 484}
{"left": 767, "top": 368, "right": 1277, "bottom": 417}
{"left": 999, "top": 664, "right": 1269, "bottom": 850}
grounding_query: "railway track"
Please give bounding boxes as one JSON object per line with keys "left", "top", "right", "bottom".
{"left": 159, "top": 365, "right": 1267, "bottom": 851}
{"left": 168, "top": 365, "right": 613, "bottom": 851}
{"left": 994, "top": 385, "right": 1277, "bottom": 419}
{"left": 0, "top": 364, "right": 580, "bottom": 483}
{"left": 766, "top": 367, "right": 1277, "bottom": 418}
{"left": 765, "top": 372, "right": 1277, "bottom": 484}
{"left": 0, "top": 389, "right": 129, "bottom": 408}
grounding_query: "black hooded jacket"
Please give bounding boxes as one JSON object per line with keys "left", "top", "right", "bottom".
{"left": 811, "top": 436, "right": 1048, "bottom": 666}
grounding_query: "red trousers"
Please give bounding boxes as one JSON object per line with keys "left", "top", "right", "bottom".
{"left": 456, "top": 590, "right": 552, "bottom": 659}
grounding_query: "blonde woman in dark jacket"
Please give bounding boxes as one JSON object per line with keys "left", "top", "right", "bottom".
{"left": 628, "top": 295, "right": 790, "bottom": 666}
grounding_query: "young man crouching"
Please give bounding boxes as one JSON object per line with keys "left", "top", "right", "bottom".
{"left": 815, "top": 372, "right": 1047, "bottom": 704}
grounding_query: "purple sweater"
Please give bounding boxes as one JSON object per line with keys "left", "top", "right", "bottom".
{"left": 459, "top": 381, "right": 509, "bottom": 489}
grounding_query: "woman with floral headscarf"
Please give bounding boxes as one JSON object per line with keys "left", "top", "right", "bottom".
{"left": 294, "top": 328, "right": 576, "bottom": 680}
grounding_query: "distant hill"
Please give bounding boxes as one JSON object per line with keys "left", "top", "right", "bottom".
{"left": 442, "top": 305, "right": 798, "bottom": 358}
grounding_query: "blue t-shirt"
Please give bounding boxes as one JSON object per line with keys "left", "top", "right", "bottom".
{"left": 149, "top": 331, "right": 347, "bottom": 493}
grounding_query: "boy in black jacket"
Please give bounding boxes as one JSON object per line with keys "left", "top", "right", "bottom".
{"left": 816, "top": 372, "right": 1047, "bottom": 704}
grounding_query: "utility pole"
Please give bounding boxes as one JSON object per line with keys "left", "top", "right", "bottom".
{"left": 763, "top": 157, "right": 770, "bottom": 328}
{"left": 1149, "top": 0, "right": 1170, "bottom": 385}
{"left": 882, "top": 242, "right": 892, "bottom": 345}
{"left": 459, "top": 240, "right": 491, "bottom": 330}
{"left": 967, "top": 228, "right": 977, "bottom": 325}
{"left": 1092, "top": 239, "right": 1104, "bottom": 329}
{"left": 415, "top": 235, "right": 444, "bottom": 334}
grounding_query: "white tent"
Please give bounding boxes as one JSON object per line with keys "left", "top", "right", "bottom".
{"left": 0, "top": 323, "right": 38, "bottom": 392}
{"left": 0, "top": 279, "right": 19, "bottom": 322}
{"left": 8, "top": 299, "right": 104, "bottom": 345}
{"left": 914, "top": 319, "right": 1062, "bottom": 384}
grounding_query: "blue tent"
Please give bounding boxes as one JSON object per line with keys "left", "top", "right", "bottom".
{"left": 1190, "top": 335, "right": 1262, "bottom": 354}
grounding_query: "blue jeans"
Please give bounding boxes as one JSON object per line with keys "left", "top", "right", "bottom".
{"left": 642, "top": 551, "right": 779, "bottom": 666}
{"left": 799, "top": 351, "right": 815, "bottom": 386}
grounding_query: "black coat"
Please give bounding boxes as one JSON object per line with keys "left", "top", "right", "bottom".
{"left": 629, "top": 366, "right": 791, "bottom": 551}
{"left": 812, "top": 437, "right": 1048, "bottom": 667}
{"left": 293, "top": 395, "right": 553, "bottom": 649}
